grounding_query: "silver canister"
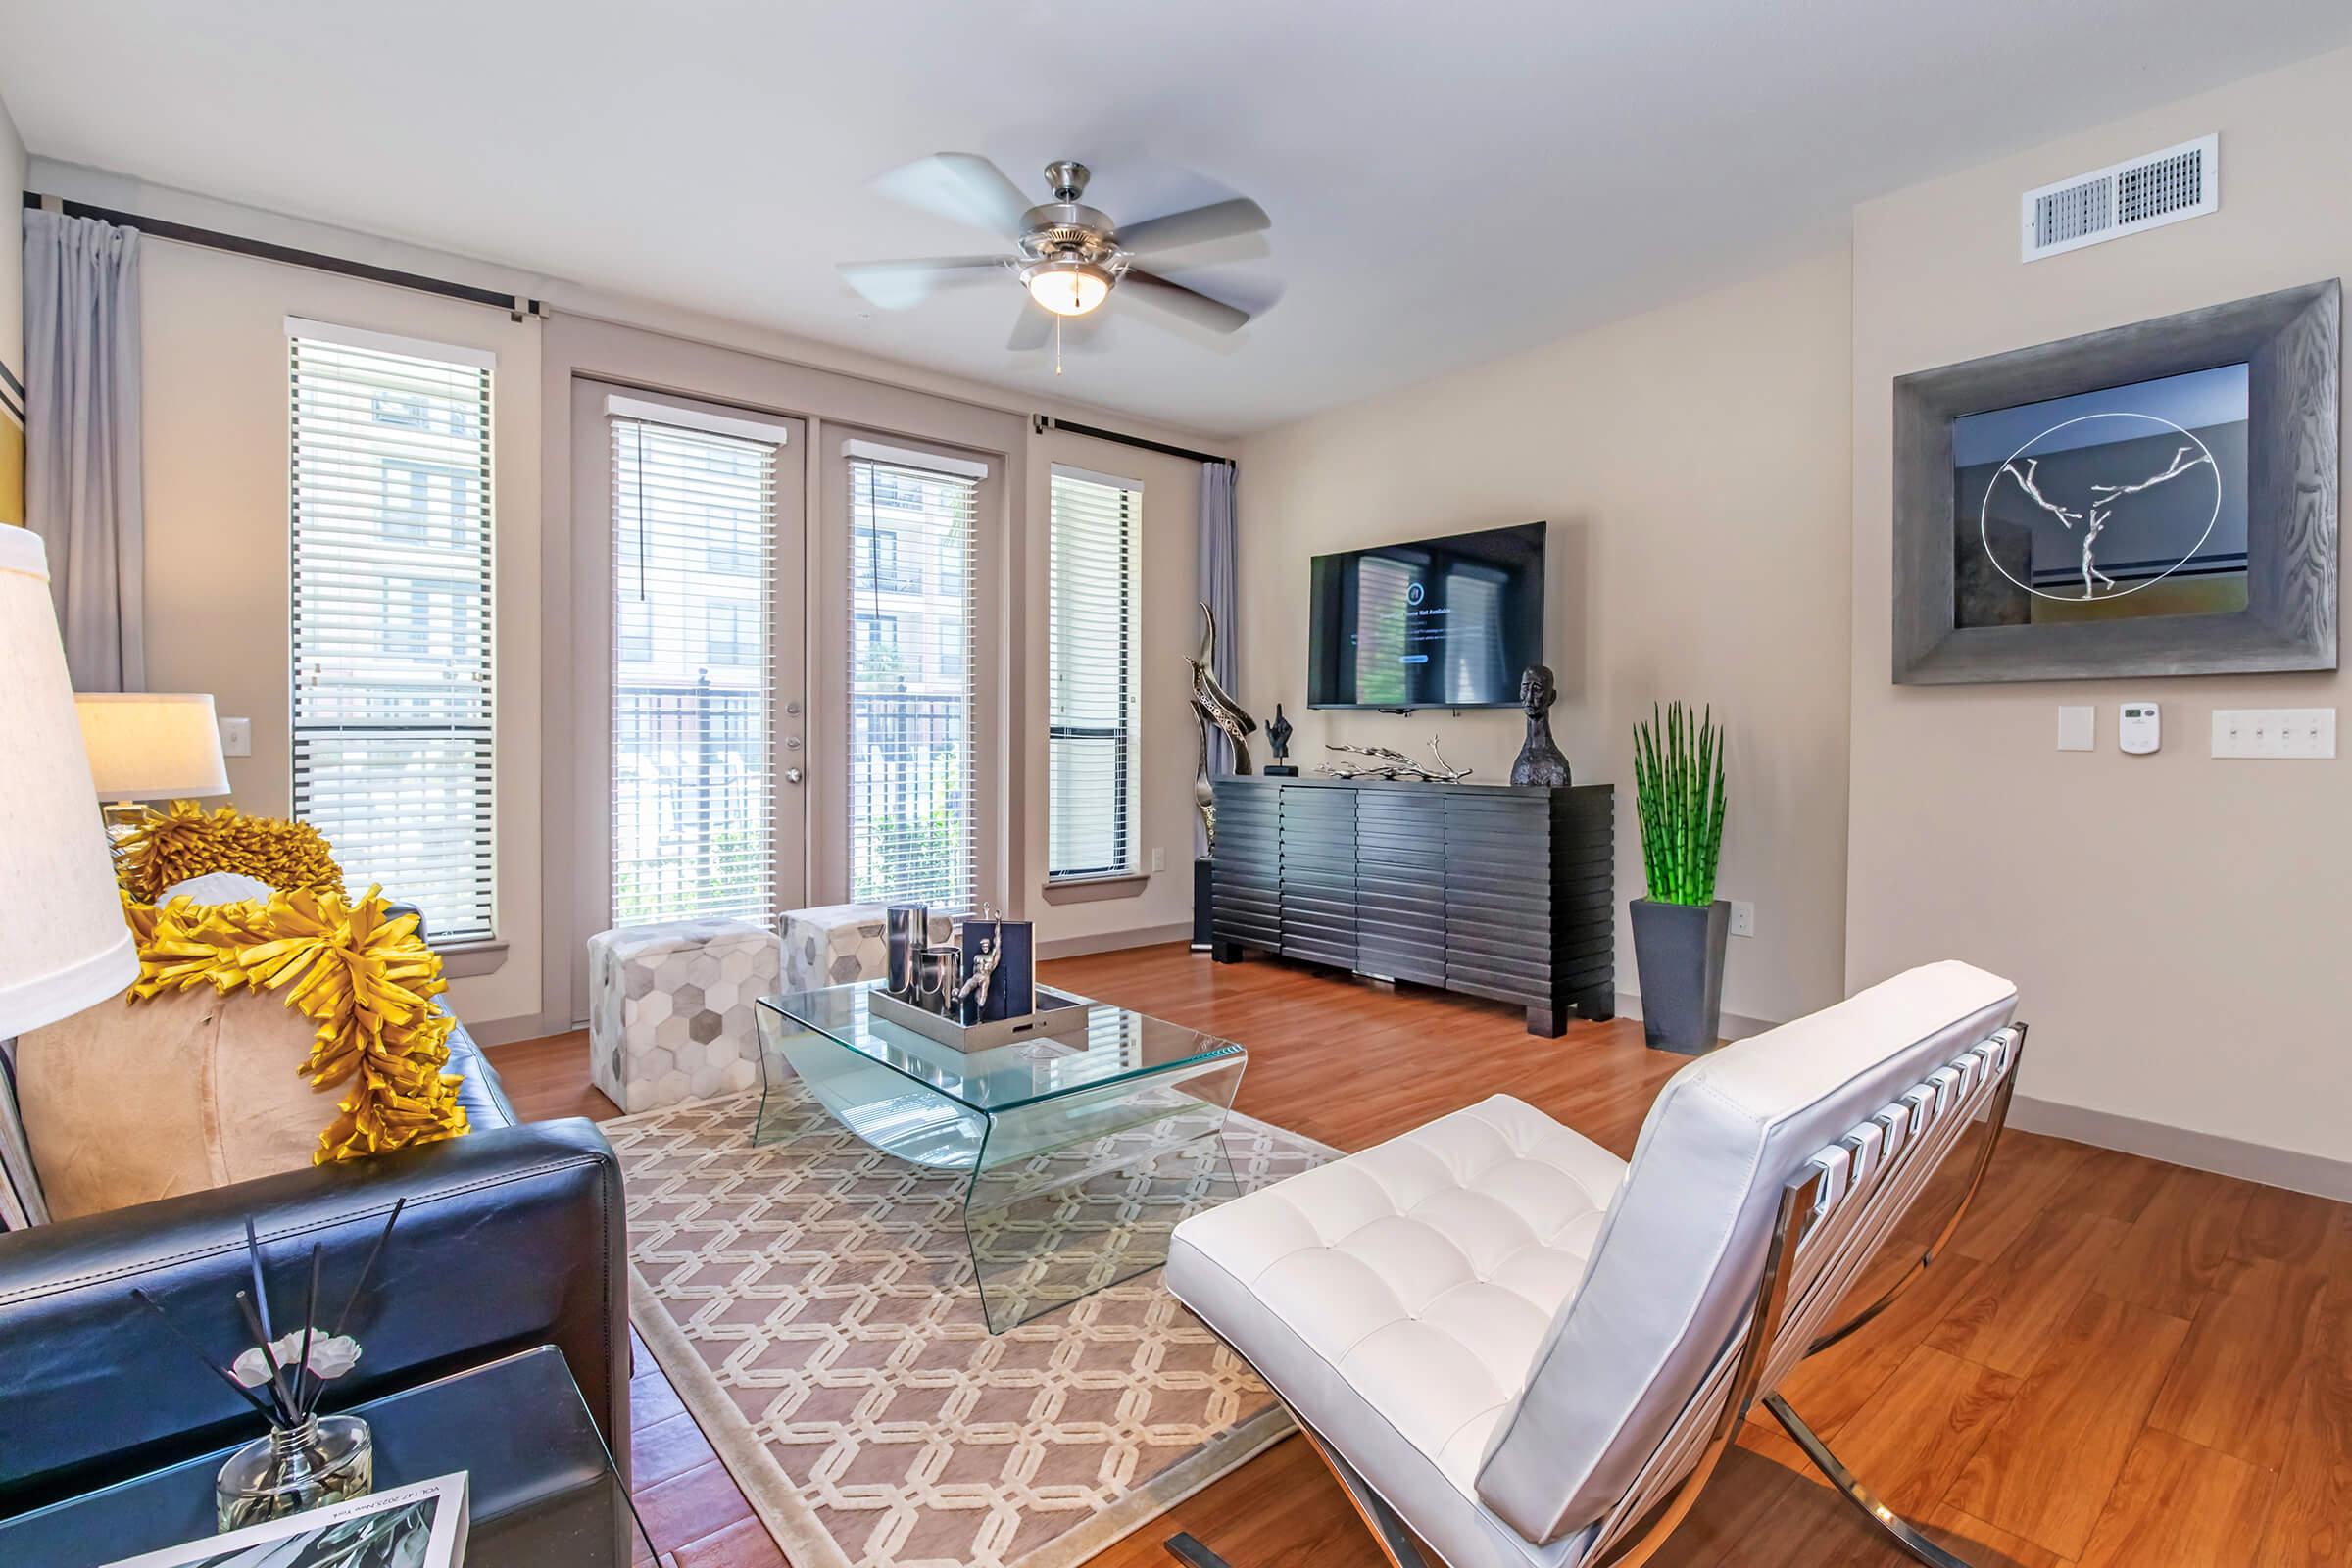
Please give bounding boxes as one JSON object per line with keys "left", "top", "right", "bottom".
{"left": 916, "top": 945, "right": 963, "bottom": 1015}
{"left": 885, "top": 904, "right": 929, "bottom": 995}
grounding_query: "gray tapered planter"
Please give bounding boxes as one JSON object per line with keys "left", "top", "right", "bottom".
{"left": 1629, "top": 899, "right": 1730, "bottom": 1054}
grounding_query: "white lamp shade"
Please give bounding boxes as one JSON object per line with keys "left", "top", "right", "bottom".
{"left": 0, "top": 528, "right": 139, "bottom": 1034}
{"left": 74, "top": 692, "right": 232, "bottom": 800}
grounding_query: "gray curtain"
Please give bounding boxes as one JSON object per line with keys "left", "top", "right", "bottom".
{"left": 24, "top": 210, "right": 144, "bottom": 693}
{"left": 1197, "top": 460, "right": 1239, "bottom": 854}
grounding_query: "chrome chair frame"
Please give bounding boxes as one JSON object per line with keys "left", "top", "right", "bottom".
{"left": 1166, "top": 1023, "right": 2027, "bottom": 1568}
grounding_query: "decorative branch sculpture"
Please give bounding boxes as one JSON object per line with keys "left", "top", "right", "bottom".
{"left": 1315, "top": 735, "right": 1473, "bottom": 782}
{"left": 1188, "top": 602, "right": 1256, "bottom": 847}
{"left": 1996, "top": 444, "right": 2216, "bottom": 601}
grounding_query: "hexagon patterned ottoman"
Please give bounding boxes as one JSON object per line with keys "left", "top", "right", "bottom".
{"left": 781, "top": 903, "right": 952, "bottom": 992}
{"left": 587, "top": 918, "right": 780, "bottom": 1113}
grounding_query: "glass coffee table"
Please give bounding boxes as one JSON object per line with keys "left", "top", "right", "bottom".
{"left": 756, "top": 982, "right": 1248, "bottom": 1331}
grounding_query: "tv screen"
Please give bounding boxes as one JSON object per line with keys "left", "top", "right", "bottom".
{"left": 1307, "top": 521, "right": 1545, "bottom": 710}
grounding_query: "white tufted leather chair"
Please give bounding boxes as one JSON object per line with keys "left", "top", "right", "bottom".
{"left": 1165, "top": 960, "right": 2026, "bottom": 1568}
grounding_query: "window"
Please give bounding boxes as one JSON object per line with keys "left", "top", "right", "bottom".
{"left": 288, "top": 322, "right": 496, "bottom": 942}
{"left": 703, "top": 600, "right": 758, "bottom": 665}
{"left": 1048, "top": 468, "right": 1140, "bottom": 879}
{"left": 849, "top": 449, "right": 981, "bottom": 912}
{"left": 611, "top": 411, "right": 781, "bottom": 926}
{"left": 854, "top": 530, "right": 918, "bottom": 594}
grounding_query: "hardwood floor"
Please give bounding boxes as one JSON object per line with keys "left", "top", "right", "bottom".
{"left": 489, "top": 943, "right": 2352, "bottom": 1568}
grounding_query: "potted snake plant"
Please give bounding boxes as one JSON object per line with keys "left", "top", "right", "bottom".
{"left": 1630, "top": 702, "right": 1729, "bottom": 1054}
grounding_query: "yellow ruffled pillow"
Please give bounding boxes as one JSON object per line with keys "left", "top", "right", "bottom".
{"left": 115, "top": 800, "right": 344, "bottom": 906}
{"left": 124, "top": 887, "right": 470, "bottom": 1164}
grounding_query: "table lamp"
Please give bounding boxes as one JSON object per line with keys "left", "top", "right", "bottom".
{"left": 0, "top": 528, "right": 139, "bottom": 1036}
{"left": 74, "top": 691, "right": 232, "bottom": 839}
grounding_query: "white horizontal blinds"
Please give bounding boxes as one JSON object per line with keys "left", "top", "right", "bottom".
{"left": 288, "top": 329, "right": 496, "bottom": 942}
{"left": 1048, "top": 469, "right": 1139, "bottom": 878}
{"left": 611, "top": 415, "right": 779, "bottom": 925}
{"left": 848, "top": 454, "right": 979, "bottom": 913}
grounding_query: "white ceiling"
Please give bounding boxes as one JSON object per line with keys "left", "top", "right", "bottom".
{"left": 4, "top": 2, "right": 2348, "bottom": 436}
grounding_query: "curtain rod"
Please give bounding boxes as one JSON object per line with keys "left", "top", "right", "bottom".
{"left": 22, "top": 192, "right": 546, "bottom": 322}
{"left": 1033, "top": 414, "right": 1235, "bottom": 469}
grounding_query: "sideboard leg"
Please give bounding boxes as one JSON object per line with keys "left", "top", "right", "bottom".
{"left": 1212, "top": 941, "right": 1247, "bottom": 965}
{"left": 1576, "top": 984, "right": 1617, "bottom": 1023}
{"left": 1525, "top": 1004, "right": 1565, "bottom": 1038}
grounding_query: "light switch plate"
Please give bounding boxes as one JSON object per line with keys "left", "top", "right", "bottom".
{"left": 1728, "top": 900, "right": 1756, "bottom": 938}
{"left": 1151, "top": 847, "right": 1166, "bottom": 872}
{"left": 2211, "top": 708, "right": 2336, "bottom": 760}
{"left": 219, "top": 716, "right": 253, "bottom": 758}
{"left": 2057, "top": 706, "right": 2095, "bottom": 752}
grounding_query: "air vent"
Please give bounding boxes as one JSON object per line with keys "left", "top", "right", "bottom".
{"left": 2021, "top": 134, "right": 2217, "bottom": 262}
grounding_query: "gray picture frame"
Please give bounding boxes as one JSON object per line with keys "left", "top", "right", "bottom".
{"left": 1892, "top": 279, "right": 2339, "bottom": 684}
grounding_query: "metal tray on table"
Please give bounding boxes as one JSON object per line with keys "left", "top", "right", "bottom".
{"left": 866, "top": 984, "right": 1096, "bottom": 1053}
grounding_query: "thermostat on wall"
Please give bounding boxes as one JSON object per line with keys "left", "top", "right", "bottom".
{"left": 2120, "top": 701, "right": 2160, "bottom": 755}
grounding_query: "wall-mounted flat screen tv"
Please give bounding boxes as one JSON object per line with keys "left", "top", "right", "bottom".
{"left": 1306, "top": 521, "right": 1545, "bottom": 710}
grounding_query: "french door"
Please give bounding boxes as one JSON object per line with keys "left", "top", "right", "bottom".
{"left": 808, "top": 428, "right": 1001, "bottom": 919}
{"left": 571, "top": 380, "right": 807, "bottom": 992}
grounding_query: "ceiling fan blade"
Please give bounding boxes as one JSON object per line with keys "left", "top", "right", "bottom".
{"left": 837, "top": 256, "right": 1006, "bottom": 310}
{"left": 1116, "top": 197, "right": 1271, "bottom": 257}
{"left": 1119, "top": 269, "right": 1253, "bottom": 334}
{"left": 1007, "top": 308, "right": 1054, "bottom": 352}
{"left": 871, "top": 152, "right": 1036, "bottom": 238}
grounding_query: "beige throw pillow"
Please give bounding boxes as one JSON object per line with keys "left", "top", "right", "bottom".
{"left": 18, "top": 987, "right": 338, "bottom": 1221}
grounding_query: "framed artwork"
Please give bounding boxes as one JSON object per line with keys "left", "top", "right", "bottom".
{"left": 1892, "top": 280, "right": 2338, "bottom": 683}
{"left": 0, "top": 358, "right": 22, "bottom": 528}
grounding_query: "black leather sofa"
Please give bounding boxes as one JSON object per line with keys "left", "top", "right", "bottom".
{"left": 0, "top": 1016, "right": 629, "bottom": 1517}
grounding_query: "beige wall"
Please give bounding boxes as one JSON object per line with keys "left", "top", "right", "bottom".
{"left": 139, "top": 243, "right": 547, "bottom": 1024}
{"left": 1848, "top": 48, "right": 2352, "bottom": 1171}
{"left": 1238, "top": 250, "right": 1855, "bottom": 1028}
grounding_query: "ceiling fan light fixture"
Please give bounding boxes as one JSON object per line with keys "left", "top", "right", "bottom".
{"left": 1023, "top": 258, "right": 1111, "bottom": 317}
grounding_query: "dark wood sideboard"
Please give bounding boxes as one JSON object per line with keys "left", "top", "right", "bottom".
{"left": 1209, "top": 776, "right": 1615, "bottom": 1036}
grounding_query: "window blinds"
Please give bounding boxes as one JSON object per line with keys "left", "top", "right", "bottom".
{"left": 848, "top": 454, "right": 979, "bottom": 913}
{"left": 1048, "top": 468, "right": 1140, "bottom": 879}
{"left": 288, "top": 327, "right": 496, "bottom": 943}
{"left": 611, "top": 415, "right": 781, "bottom": 926}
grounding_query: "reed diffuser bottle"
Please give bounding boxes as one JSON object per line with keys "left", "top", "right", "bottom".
{"left": 132, "top": 1202, "right": 408, "bottom": 1533}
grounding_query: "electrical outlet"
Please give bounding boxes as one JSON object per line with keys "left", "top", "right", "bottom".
{"left": 1151, "top": 847, "right": 1166, "bottom": 873}
{"left": 1729, "top": 900, "right": 1755, "bottom": 938}
{"left": 219, "top": 716, "right": 253, "bottom": 758}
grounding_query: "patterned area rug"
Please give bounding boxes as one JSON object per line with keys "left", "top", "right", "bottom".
{"left": 612, "top": 1082, "right": 1333, "bottom": 1568}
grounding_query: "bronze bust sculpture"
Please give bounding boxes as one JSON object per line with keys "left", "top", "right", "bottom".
{"left": 1510, "top": 664, "right": 1571, "bottom": 786}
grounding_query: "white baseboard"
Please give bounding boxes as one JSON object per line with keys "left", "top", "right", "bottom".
{"left": 469, "top": 1009, "right": 577, "bottom": 1048}
{"left": 2008, "top": 1095, "right": 2352, "bottom": 1202}
{"left": 1037, "top": 922, "right": 1195, "bottom": 961}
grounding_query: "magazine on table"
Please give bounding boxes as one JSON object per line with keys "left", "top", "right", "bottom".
{"left": 102, "top": 1471, "right": 468, "bottom": 1568}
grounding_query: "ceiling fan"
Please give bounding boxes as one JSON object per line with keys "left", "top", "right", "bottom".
{"left": 838, "top": 154, "right": 1273, "bottom": 355}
